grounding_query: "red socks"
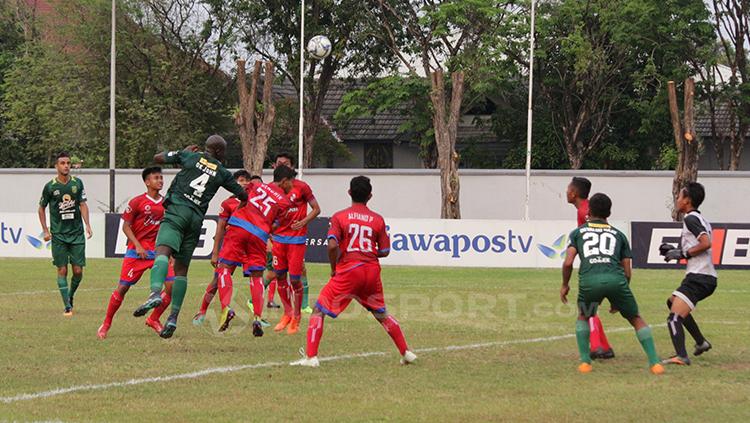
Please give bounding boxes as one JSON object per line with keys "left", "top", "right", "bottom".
{"left": 306, "top": 314, "right": 324, "bottom": 357}
{"left": 381, "top": 316, "right": 408, "bottom": 355}
{"left": 277, "top": 276, "right": 293, "bottom": 317}
{"left": 218, "top": 268, "right": 233, "bottom": 309}
{"left": 250, "top": 276, "right": 265, "bottom": 318}
{"left": 291, "top": 279, "right": 303, "bottom": 319}
{"left": 104, "top": 290, "right": 123, "bottom": 325}
{"left": 199, "top": 277, "right": 218, "bottom": 314}
{"left": 149, "top": 290, "right": 171, "bottom": 321}
{"left": 267, "top": 279, "right": 277, "bottom": 302}
{"left": 588, "top": 315, "right": 611, "bottom": 352}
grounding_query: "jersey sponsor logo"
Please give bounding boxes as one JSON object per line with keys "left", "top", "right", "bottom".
{"left": 632, "top": 221, "right": 750, "bottom": 269}
{"left": 196, "top": 158, "right": 218, "bottom": 175}
{"left": 58, "top": 194, "right": 77, "bottom": 219}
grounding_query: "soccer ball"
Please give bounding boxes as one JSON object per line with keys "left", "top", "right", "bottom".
{"left": 307, "top": 35, "right": 332, "bottom": 60}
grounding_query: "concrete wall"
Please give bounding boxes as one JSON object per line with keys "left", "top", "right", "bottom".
{"left": 4, "top": 168, "right": 750, "bottom": 222}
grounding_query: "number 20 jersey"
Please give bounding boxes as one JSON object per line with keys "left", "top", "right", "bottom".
{"left": 327, "top": 203, "right": 390, "bottom": 271}
{"left": 568, "top": 220, "right": 632, "bottom": 286}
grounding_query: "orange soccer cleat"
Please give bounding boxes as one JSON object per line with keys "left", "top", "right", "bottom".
{"left": 287, "top": 317, "right": 300, "bottom": 335}
{"left": 274, "top": 315, "right": 292, "bottom": 332}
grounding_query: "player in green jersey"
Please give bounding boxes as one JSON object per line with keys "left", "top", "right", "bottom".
{"left": 133, "top": 135, "right": 248, "bottom": 338}
{"left": 560, "top": 193, "right": 664, "bottom": 375}
{"left": 38, "top": 151, "right": 93, "bottom": 316}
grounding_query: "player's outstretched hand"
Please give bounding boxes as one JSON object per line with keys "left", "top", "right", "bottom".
{"left": 664, "top": 249, "right": 685, "bottom": 262}
{"left": 560, "top": 285, "right": 570, "bottom": 304}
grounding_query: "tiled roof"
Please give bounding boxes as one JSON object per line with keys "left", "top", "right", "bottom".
{"left": 695, "top": 102, "right": 750, "bottom": 138}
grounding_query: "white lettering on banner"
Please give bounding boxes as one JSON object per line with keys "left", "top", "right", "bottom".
{"left": 378, "top": 219, "right": 623, "bottom": 268}
{"left": 721, "top": 229, "right": 750, "bottom": 266}
{"left": 115, "top": 217, "right": 217, "bottom": 257}
{"left": 647, "top": 228, "right": 681, "bottom": 265}
{"left": 0, "top": 213, "right": 105, "bottom": 258}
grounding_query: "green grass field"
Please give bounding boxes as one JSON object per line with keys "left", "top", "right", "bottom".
{"left": 1, "top": 258, "right": 749, "bottom": 422}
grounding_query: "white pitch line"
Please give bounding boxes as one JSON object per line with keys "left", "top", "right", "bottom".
{"left": 0, "top": 326, "right": 641, "bottom": 404}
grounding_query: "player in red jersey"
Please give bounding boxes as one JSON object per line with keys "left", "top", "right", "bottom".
{"left": 271, "top": 154, "right": 321, "bottom": 335}
{"left": 567, "top": 176, "right": 614, "bottom": 360}
{"left": 215, "top": 166, "right": 295, "bottom": 336}
{"left": 97, "top": 167, "right": 175, "bottom": 339}
{"left": 291, "top": 176, "right": 416, "bottom": 367}
{"left": 191, "top": 170, "right": 253, "bottom": 326}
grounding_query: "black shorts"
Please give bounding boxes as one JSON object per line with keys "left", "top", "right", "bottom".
{"left": 673, "top": 273, "right": 717, "bottom": 310}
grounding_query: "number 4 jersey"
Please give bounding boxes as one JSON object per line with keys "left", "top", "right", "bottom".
{"left": 327, "top": 203, "right": 390, "bottom": 272}
{"left": 568, "top": 220, "right": 632, "bottom": 285}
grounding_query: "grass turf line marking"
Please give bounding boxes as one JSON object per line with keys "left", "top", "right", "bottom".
{"left": 1, "top": 326, "right": 643, "bottom": 404}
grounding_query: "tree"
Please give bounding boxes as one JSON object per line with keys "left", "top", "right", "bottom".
{"left": 363, "top": 0, "right": 520, "bottom": 218}
{"left": 668, "top": 78, "right": 700, "bottom": 221}
{"left": 236, "top": 60, "right": 276, "bottom": 175}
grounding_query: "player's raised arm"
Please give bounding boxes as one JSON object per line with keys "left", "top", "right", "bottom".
{"left": 223, "top": 174, "right": 248, "bottom": 203}
{"left": 153, "top": 145, "right": 199, "bottom": 165}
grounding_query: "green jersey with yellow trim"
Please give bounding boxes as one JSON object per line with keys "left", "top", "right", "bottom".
{"left": 162, "top": 150, "right": 243, "bottom": 216}
{"left": 568, "top": 220, "right": 632, "bottom": 285}
{"left": 39, "top": 176, "right": 87, "bottom": 243}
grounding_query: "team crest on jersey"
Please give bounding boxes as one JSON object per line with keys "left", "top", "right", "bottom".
{"left": 72, "top": 185, "right": 78, "bottom": 194}
{"left": 53, "top": 190, "right": 60, "bottom": 196}
{"left": 145, "top": 204, "right": 151, "bottom": 212}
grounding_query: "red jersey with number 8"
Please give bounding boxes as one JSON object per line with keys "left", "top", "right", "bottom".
{"left": 327, "top": 203, "right": 390, "bottom": 270}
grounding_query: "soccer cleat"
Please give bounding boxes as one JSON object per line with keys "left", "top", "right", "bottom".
{"left": 64, "top": 307, "right": 74, "bottom": 317}
{"left": 662, "top": 355, "right": 691, "bottom": 366}
{"left": 259, "top": 318, "right": 271, "bottom": 328}
{"left": 133, "top": 292, "right": 162, "bottom": 317}
{"left": 599, "top": 348, "right": 615, "bottom": 360}
{"left": 577, "top": 362, "right": 593, "bottom": 373}
{"left": 218, "top": 308, "right": 235, "bottom": 332}
{"left": 145, "top": 318, "right": 164, "bottom": 334}
{"left": 252, "top": 319, "right": 264, "bottom": 337}
{"left": 302, "top": 306, "right": 313, "bottom": 315}
{"left": 267, "top": 301, "right": 281, "bottom": 309}
{"left": 400, "top": 350, "right": 417, "bottom": 365}
{"left": 274, "top": 315, "right": 292, "bottom": 332}
{"left": 287, "top": 318, "right": 300, "bottom": 335}
{"left": 694, "top": 341, "right": 712, "bottom": 356}
{"left": 290, "top": 356, "right": 320, "bottom": 368}
{"left": 650, "top": 363, "right": 665, "bottom": 375}
{"left": 192, "top": 312, "right": 206, "bottom": 326}
{"left": 97, "top": 323, "right": 110, "bottom": 340}
{"left": 159, "top": 316, "right": 177, "bottom": 339}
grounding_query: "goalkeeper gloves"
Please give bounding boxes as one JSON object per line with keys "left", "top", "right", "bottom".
{"left": 659, "top": 243, "right": 690, "bottom": 262}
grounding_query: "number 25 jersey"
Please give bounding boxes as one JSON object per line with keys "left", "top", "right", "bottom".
{"left": 568, "top": 220, "right": 632, "bottom": 285}
{"left": 327, "top": 203, "right": 390, "bottom": 271}
{"left": 230, "top": 182, "right": 292, "bottom": 242}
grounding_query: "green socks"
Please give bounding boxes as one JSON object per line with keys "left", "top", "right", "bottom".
{"left": 636, "top": 326, "right": 660, "bottom": 366}
{"left": 70, "top": 274, "right": 82, "bottom": 300}
{"left": 56, "top": 276, "right": 71, "bottom": 309}
{"left": 301, "top": 275, "right": 309, "bottom": 309}
{"left": 576, "top": 319, "right": 591, "bottom": 364}
{"left": 150, "top": 255, "right": 170, "bottom": 295}
{"left": 170, "top": 276, "right": 188, "bottom": 319}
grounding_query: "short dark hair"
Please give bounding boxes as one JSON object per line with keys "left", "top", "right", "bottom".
{"left": 56, "top": 151, "right": 70, "bottom": 162}
{"left": 588, "top": 193, "right": 612, "bottom": 219}
{"left": 570, "top": 177, "right": 592, "bottom": 199}
{"left": 350, "top": 176, "right": 372, "bottom": 203}
{"left": 682, "top": 182, "right": 705, "bottom": 209}
{"left": 233, "top": 169, "right": 251, "bottom": 180}
{"left": 273, "top": 165, "right": 297, "bottom": 182}
{"left": 141, "top": 166, "right": 162, "bottom": 181}
{"left": 249, "top": 174, "right": 262, "bottom": 182}
{"left": 274, "top": 153, "right": 294, "bottom": 166}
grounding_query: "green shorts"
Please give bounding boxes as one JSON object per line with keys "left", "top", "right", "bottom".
{"left": 51, "top": 237, "right": 86, "bottom": 268}
{"left": 577, "top": 279, "right": 639, "bottom": 319}
{"left": 156, "top": 205, "right": 204, "bottom": 266}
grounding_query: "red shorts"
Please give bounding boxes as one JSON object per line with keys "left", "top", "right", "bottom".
{"left": 119, "top": 257, "right": 175, "bottom": 286}
{"left": 316, "top": 262, "right": 385, "bottom": 318}
{"left": 272, "top": 242, "right": 306, "bottom": 278}
{"left": 219, "top": 226, "right": 267, "bottom": 272}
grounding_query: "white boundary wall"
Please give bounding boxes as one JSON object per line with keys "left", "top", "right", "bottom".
{"left": 2, "top": 169, "right": 750, "bottom": 221}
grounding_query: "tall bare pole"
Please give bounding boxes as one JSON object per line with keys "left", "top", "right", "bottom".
{"left": 297, "top": 0, "right": 305, "bottom": 178}
{"left": 524, "top": 0, "right": 536, "bottom": 220}
{"left": 108, "top": 0, "right": 116, "bottom": 212}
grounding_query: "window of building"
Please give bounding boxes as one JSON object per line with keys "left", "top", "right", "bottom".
{"left": 364, "top": 143, "right": 393, "bottom": 168}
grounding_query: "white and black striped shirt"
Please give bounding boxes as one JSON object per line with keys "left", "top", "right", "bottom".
{"left": 681, "top": 211, "right": 717, "bottom": 277}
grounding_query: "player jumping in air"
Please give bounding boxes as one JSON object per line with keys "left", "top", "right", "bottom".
{"left": 192, "top": 169, "right": 253, "bottom": 326}
{"left": 561, "top": 193, "right": 663, "bottom": 375}
{"left": 97, "top": 167, "right": 175, "bottom": 339}
{"left": 271, "top": 153, "right": 321, "bottom": 334}
{"left": 132, "top": 136, "right": 247, "bottom": 338}
{"left": 566, "top": 177, "right": 614, "bottom": 360}
{"left": 38, "top": 151, "right": 93, "bottom": 316}
{"left": 214, "top": 166, "right": 295, "bottom": 336}
{"left": 660, "top": 182, "right": 716, "bottom": 366}
{"left": 291, "top": 176, "right": 416, "bottom": 368}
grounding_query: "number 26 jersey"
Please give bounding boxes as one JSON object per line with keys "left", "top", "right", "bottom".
{"left": 327, "top": 203, "right": 390, "bottom": 271}
{"left": 568, "top": 220, "right": 632, "bottom": 285}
